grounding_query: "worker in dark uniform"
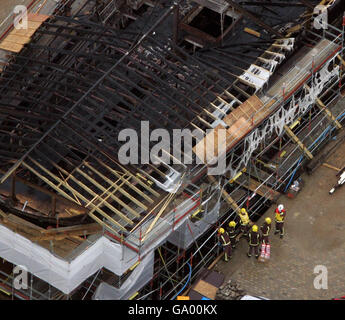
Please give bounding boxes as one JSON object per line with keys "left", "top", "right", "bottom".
{"left": 227, "top": 221, "right": 238, "bottom": 249}
{"left": 274, "top": 204, "right": 286, "bottom": 239}
{"left": 260, "top": 217, "right": 271, "bottom": 245}
{"left": 218, "top": 228, "right": 231, "bottom": 262}
{"left": 247, "top": 225, "right": 260, "bottom": 258}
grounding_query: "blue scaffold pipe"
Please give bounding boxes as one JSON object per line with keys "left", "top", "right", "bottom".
{"left": 171, "top": 262, "right": 192, "bottom": 300}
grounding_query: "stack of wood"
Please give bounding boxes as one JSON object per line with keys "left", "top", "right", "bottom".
{"left": 216, "top": 279, "right": 246, "bottom": 300}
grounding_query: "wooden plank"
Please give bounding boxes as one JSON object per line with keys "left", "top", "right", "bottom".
{"left": 5, "top": 214, "right": 45, "bottom": 232}
{"left": 84, "top": 162, "right": 150, "bottom": 209}
{"left": 0, "top": 41, "right": 23, "bottom": 53}
{"left": 316, "top": 98, "right": 342, "bottom": 129}
{"left": 193, "top": 279, "right": 218, "bottom": 300}
{"left": 5, "top": 35, "right": 31, "bottom": 45}
{"left": 29, "top": 156, "right": 134, "bottom": 226}
{"left": 22, "top": 161, "right": 127, "bottom": 231}
{"left": 32, "top": 224, "right": 102, "bottom": 241}
{"left": 11, "top": 28, "right": 36, "bottom": 37}
{"left": 322, "top": 163, "right": 340, "bottom": 172}
{"left": 27, "top": 21, "right": 43, "bottom": 30}
{"left": 208, "top": 176, "right": 240, "bottom": 213}
{"left": 235, "top": 174, "right": 280, "bottom": 201}
{"left": 244, "top": 27, "right": 260, "bottom": 38}
{"left": 41, "top": 223, "right": 101, "bottom": 235}
{"left": 284, "top": 125, "right": 314, "bottom": 159}
{"left": 305, "top": 84, "right": 342, "bottom": 129}
{"left": 75, "top": 167, "right": 141, "bottom": 218}
{"left": 27, "top": 13, "right": 50, "bottom": 22}
{"left": 96, "top": 159, "right": 158, "bottom": 201}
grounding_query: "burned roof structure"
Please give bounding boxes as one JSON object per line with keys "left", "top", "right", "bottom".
{"left": 0, "top": 0, "right": 343, "bottom": 299}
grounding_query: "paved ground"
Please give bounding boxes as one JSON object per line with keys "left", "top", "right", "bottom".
{"left": 215, "top": 135, "right": 345, "bottom": 300}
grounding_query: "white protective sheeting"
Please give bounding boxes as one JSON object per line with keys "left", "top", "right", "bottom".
{"left": 167, "top": 191, "right": 220, "bottom": 249}
{"left": 226, "top": 58, "right": 339, "bottom": 180}
{"left": 0, "top": 189, "right": 203, "bottom": 295}
{"left": 92, "top": 251, "right": 154, "bottom": 300}
{"left": 239, "top": 38, "right": 295, "bottom": 92}
{"left": 239, "top": 64, "right": 271, "bottom": 92}
{"left": 0, "top": 224, "right": 138, "bottom": 294}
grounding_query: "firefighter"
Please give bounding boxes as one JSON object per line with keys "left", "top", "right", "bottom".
{"left": 218, "top": 228, "right": 231, "bottom": 262}
{"left": 274, "top": 204, "right": 286, "bottom": 239}
{"left": 227, "top": 221, "right": 238, "bottom": 248}
{"left": 260, "top": 217, "right": 271, "bottom": 245}
{"left": 239, "top": 208, "right": 250, "bottom": 238}
{"left": 247, "top": 225, "right": 260, "bottom": 258}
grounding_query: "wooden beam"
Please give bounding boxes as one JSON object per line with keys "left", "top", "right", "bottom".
{"left": 315, "top": 98, "right": 342, "bottom": 129}
{"left": 32, "top": 223, "right": 102, "bottom": 241}
{"left": 22, "top": 161, "right": 128, "bottom": 231}
{"left": 234, "top": 174, "right": 280, "bottom": 201}
{"left": 244, "top": 27, "right": 261, "bottom": 38}
{"left": 84, "top": 162, "right": 149, "bottom": 209}
{"left": 337, "top": 54, "right": 345, "bottom": 68}
{"left": 284, "top": 125, "right": 314, "bottom": 159}
{"left": 28, "top": 156, "right": 135, "bottom": 225}
{"left": 305, "top": 84, "right": 342, "bottom": 129}
{"left": 208, "top": 176, "right": 240, "bottom": 213}
{"left": 223, "top": 0, "right": 284, "bottom": 38}
{"left": 142, "top": 173, "right": 185, "bottom": 242}
{"left": 322, "top": 163, "right": 341, "bottom": 172}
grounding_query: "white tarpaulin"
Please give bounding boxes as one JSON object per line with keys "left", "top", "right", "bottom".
{"left": 92, "top": 251, "right": 154, "bottom": 300}
{"left": 239, "top": 64, "right": 271, "bottom": 91}
{"left": 227, "top": 58, "right": 339, "bottom": 180}
{"left": 239, "top": 38, "right": 295, "bottom": 92}
{"left": 0, "top": 224, "right": 138, "bottom": 294}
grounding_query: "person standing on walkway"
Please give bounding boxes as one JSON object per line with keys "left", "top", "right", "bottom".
{"left": 274, "top": 204, "right": 286, "bottom": 239}
{"left": 260, "top": 217, "right": 271, "bottom": 245}
{"left": 227, "top": 221, "right": 238, "bottom": 248}
{"left": 239, "top": 208, "right": 250, "bottom": 238}
{"left": 218, "top": 228, "right": 231, "bottom": 262}
{"left": 247, "top": 225, "right": 260, "bottom": 258}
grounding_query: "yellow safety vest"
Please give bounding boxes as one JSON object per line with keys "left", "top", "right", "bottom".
{"left": 275, "top": 211, "right": 284, "bottom": 222}
{"left": 239, "top": 212, "right": 249, "bottom": 225}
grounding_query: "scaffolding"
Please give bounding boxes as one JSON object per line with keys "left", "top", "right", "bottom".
{"left": 0, "top": 0, "right": 343, "bottom": 300}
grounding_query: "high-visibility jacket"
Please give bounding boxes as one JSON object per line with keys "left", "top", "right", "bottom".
{"left": 239, "top": 211, "right": 250, "bottom": 225}
{"left": 275, "top": 208, "right": 286, "bottom": 222}
{"left": 220, "top": 232, "right": 230, "bottom": 246}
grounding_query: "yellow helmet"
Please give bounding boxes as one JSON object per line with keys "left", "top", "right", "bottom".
{"left": 265, "top": 217, "right": 272, "bottom": 224}
{"left": 240, "top": 208, "right": 247, "bottom": 214}
{"left": 252, "top": 225, "right": 258, "bottom": 232}
{"left": 229, "top": 221, "right": 236, "bottom": 228}
{"left": 218, "top": 228, "right": 225, "bottom": 234}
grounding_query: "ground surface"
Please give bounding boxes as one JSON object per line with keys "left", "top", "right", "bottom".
{"left": 215, "top": 135, "right": 345, "bottom": 300}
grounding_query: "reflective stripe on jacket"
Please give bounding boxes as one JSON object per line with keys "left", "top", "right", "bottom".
{"left": 249, "top": 231, "right": 260, "bottom": 246}
{"left": 228, "top": 227, "right": 237, "bottom": 239}
{"left": 220, "top": 233, "right": 230, "bottom": 246}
